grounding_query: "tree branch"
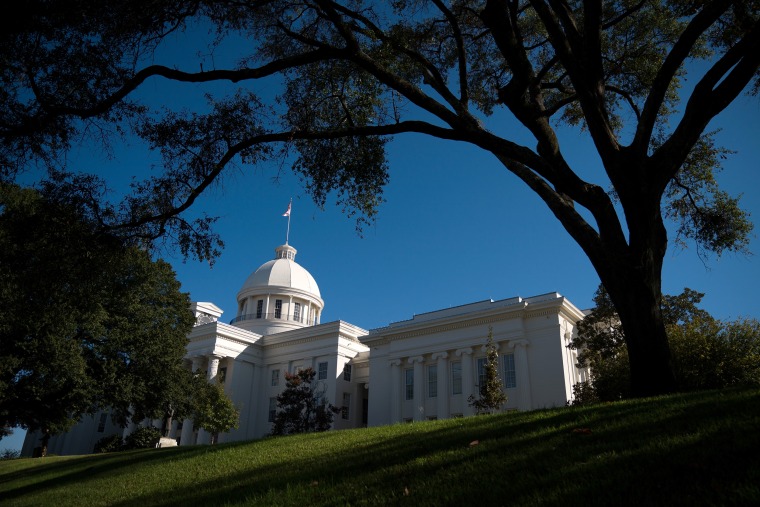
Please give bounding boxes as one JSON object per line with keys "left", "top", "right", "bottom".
{"left": 432, "top": 0, "right": 470, "bottom": 105}
{"left": 651, "top": 21, "right": 760, "bottom": 190}
{"left": 634, "top": 0, "right": 734, "bottom": 154}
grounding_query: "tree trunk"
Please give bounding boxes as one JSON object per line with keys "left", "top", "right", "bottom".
{"left": 588, "top": 181, "right": 677, "bottom": 397}
{"left": 594, "top": 202, "right": 678, "bottom": 397}
{"left": 606, "top": 276, "right": 677, "bottom": 397}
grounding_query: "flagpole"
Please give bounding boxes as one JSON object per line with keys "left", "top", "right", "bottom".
{"left": 284, "top": 198, "right": 292, "bottom": 245}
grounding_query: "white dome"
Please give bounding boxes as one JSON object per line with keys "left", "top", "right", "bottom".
{"left": 233, "top": 244, "right": 324, "bottom": 335}
{"left": 240, "top": 256, "right": 321, "bottom": 297}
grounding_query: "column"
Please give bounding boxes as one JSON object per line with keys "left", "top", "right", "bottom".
{"left": 513, "top": 340, "right": 532, "bottom": 410}
{"left": 207, "top": 354, "right": 222, "bottom": 382}
{"left": 389, "top": 359, "right": 402, "bottom": 424}
{"left": 409, "top": 356, "right": 424, "bottom": 421}
{"left": 432, "top": 352, "right": 449, "bottom": 420}
{"left": 456, "top": 348, "right": 474, "bottom": 416}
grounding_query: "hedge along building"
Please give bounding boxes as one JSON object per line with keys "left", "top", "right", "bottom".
{"left": 23, "top": 240, "right": 588, "bottom": 455}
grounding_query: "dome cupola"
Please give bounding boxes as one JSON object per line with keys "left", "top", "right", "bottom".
{"left": 231, "top": 244, "right": 324, "bottom": 335}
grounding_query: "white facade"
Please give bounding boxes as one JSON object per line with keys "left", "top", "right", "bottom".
{"left": 23, "top": 243, "right": 587, "bottom": 456}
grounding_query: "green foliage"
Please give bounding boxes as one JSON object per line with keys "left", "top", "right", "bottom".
{"left": 93, "top": 434, "right": 124, "bottom": 454}
{"left": 0, "top": 183, "right": 196, "bottom": 437}
{"left": 670, "top": 316, "right": 760, "bottom": 391}
{"left": 2, "top": 1, "right": 758, "bottom": 398}
{"left": 0, "top": 449, "right": 20, "bottom": 460}
{"left": 271, "top": 368, "right": 339, "bottom": 436}
{"left": 190, "top": 379, "right": 240, "bottom": 444}
{"left": 123, "top": 426, "right": 161, "bottom": 450}
{"left": 570, "top": 284, "right": 760, "bottom": 402}
{"left": 468, "top": 328, "right": 507, "bottom": 414}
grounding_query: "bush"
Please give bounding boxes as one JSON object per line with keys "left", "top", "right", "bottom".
{"left": 123, "top": 426, "right": 161, "bottom": 450}
{"left": 670, "top": 317, "right": 760, "bottom": 391}
{"left": 93, "top": 434, "right": 124, "bottom": 453}
{"left": 1, "top": 448, "right": 20, "bottom": 460}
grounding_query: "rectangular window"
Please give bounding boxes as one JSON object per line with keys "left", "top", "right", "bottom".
{"left": 477, "top": 358, "right": 488, "bottom": 390}
{"left": 256, "top": 300, "right": 263, "bottom": 318}
{"left": 405, "top": 368, "right": 414, "bottom": 400}
{"left": 428, "top": 364, "right": 438, "bottom": 398}
{"left": 503, "top": 353, "right": 517, "bottom": 389}
{"left": 274, "top": 299, "right": 282, "bottom": 319}
{"left": 293, "top": 302, "right": 301, "bottom": 322}
{"left": 343, "top": 364, "right": 352, "bottom": 382}
{"left": 318, "top": 362, "right": 328, "bottom": 380}
{"left": 451, "top": 361, "right": 462, "bottom": 395}
{"left": 97, "top": 413, "right": 107, "bottom": 433}
{"left": 342, "top": 392, "right": 351, "bottom": 420}
{"left": 271, "top": 369, "right": 279, "bottom": 387}
{"left": 218, "top": 367, "right": 227, "bottom": 384}
{"left": 268, "top": 397, "right": 277, "bottom": 423}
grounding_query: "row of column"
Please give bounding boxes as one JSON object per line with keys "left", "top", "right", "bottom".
{"left": 387, "top": 341, "right": 530, "bottom": 423}
{"left": 239, "top": 295, "right": 321, "bottom": 324}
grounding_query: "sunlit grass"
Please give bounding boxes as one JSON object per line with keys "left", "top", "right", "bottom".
{"left": 1, "top": 387, "right": 758, "bottom": 506}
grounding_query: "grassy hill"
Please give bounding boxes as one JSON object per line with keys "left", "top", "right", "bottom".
{"left": 1, "top": 387, "right": 759, "bottom": 506}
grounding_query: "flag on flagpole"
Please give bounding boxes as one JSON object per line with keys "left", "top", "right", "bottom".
{"left": 282, "top": 201, "right": 291, "bottom": 217}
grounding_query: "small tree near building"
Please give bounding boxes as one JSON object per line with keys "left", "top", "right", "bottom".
{"left": 469, "top": 328, "right": 507, "bottom": 415}
{"left": 271, "top": 368, "right": 339, "bottom": 436}
{"left": 191, "top": 377, "right": 240, "bottom": 445}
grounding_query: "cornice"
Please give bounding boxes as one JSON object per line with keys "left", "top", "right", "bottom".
{"left": 364, "top": 312, "right": 523, "bottom": 345}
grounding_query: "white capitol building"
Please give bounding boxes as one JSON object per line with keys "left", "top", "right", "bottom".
{"left": 24, "top": 241, "right": 588, "bottom": 455}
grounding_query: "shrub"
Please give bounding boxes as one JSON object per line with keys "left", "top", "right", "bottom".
{"left": 1, "top": 448, "right": 20, "bottom": 460}
{"left": 124, "top": 426, "right": 161, "bottom": 449}
{"left": 93, "top": 434, "right": 124, "bottom": 453}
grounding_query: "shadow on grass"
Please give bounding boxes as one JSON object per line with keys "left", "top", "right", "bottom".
{"left": 2, "top": 388, "right": 759, "bottom": 506}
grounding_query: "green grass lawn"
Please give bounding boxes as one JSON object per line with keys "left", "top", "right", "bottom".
{"left": 1, "top": 387, "right": 759, "bottom": 506}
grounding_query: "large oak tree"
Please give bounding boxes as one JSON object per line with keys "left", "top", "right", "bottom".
{"left": 0, "top": 183, "right": 196, "bottom": 446}
{"left": 2, "top": 0, "right": 758, "bottom": 396}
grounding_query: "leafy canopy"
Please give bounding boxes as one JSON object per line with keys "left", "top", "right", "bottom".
{"left": 0, "top": 182, "right": 196, "bottom": 437}
{"left": 2, "top": 1, "right": 758, "bottom": 397}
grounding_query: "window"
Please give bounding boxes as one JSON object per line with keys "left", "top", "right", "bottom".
{"left": 318, "top": 362, "right": 328, "bottom": 380}
{"left": 343, "top": 364, "right": 352, "bottom": 382}
{"left": 256, "top": 300, "right": 263, "bottom": 319}
{"left": 477, "top": 357, "right": 490, "bottom": 393}
{"left": 274, "top": 299, "right": 282, "bottom": 319}
{"left": 218, "top": 367, "right": 227, "bottom": 384}
{"left": 503, "top": 353, "right": 517, "bottom": 389}
{"left": 97, "top": 413, "right": 107, "bottom": 433}
{"left": 451, "top": 361, "right": 462, "bottom": 395}
{"left": 342, "top": 393, "right": 351, "bottom": 420}
{"left": 271, "top": 369, "right": 279, "bottom": 387}
{"left": 268, "top": 397, "right": 277, "bottom": 422}
{"left": 428, "top": 365, "right": 438, "bottom": 398}
{"left": 293, "top": 302, "right": 301, "bottom": 322}
{"left": 405, "top": 368, "right": 414, "bottom": 400}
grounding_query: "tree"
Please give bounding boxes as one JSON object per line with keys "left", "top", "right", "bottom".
{"left": 190, "top": 377, "right": 240, "bottom": 444}
{"left": 570, "top": 283, "right": 760, "bottom": 401}
{"left": 2, "top": 1, "right": 758, "bottom": 397}
{"left": 468, "top": 328, "right": 507, "bottom": 414}
{"left": 0, "top": 183, "right": 196, "bottom": 450}
{"left": 271, "top": 368, "right": 339, "bottom": 436}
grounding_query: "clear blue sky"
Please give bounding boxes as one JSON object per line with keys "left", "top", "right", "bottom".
{"left": 5, "top": 22, "right": 759, "bottom": 455}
